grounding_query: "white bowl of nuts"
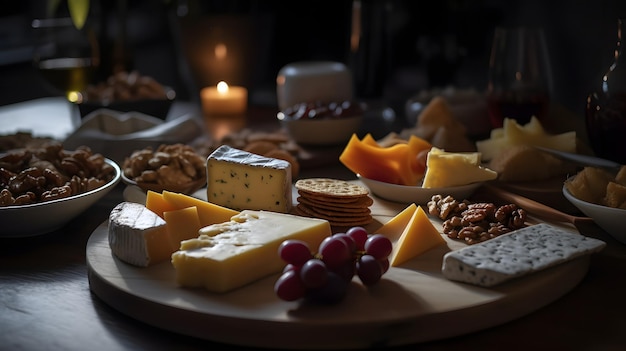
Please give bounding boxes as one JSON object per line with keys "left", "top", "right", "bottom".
{"left": 121, "top": 143, "right": 207, "bottom": 195}
{"left": 562, "top": 166, "right": 626, "bottom": 244}
{"left": 277, "top": 100, "right": 364, "bottom": 146}
{"left": 0, "top": 144, "right": 121, "bottom": 237}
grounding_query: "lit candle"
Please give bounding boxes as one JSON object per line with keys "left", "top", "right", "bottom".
{"left": 201, "top": 81, "right": 248, "bottom": 117}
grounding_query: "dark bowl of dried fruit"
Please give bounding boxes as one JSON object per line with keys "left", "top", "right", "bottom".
{"left": 75, "top": 70, "right": 176, "bottom": 120}
{"left": 277, "top": 100, "right": 364, "bottom": 146}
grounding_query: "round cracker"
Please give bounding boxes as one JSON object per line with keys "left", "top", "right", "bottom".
{"left": 295, "top": 178, "right": 369, "bottom": 198}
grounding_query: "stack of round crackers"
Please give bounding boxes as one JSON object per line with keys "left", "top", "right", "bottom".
{"left": 294, "top": 178, "right": 373, "bottom": 228}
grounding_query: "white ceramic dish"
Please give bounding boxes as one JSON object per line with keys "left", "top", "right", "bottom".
{"left": 358, "top": 174, "right": 483, "bottom": 204}
{"left": 276, "top": 61, "right": 353, "bottom": 111}
{"left": 562, "top": 184, "right": 626, "bottom": 244}
{"left": 0, "top": 159, "right": 121, "bottom": 237}
{"left": 279, "top": 114, "right": 362, "bottom": 146}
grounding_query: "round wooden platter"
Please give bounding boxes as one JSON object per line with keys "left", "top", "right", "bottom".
{"left": 86, "top": 196, "right": 591, "bottom": 349}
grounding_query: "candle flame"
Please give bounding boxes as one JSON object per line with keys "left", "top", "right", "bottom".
{"left": 217, "top": 81, "right": 229, "bottom": 94}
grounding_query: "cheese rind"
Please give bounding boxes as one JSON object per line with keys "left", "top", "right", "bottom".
{"left": 441, "top": 223, "right": 605, "bottom": 287}
{"left": 171, "top": 210, "right": 331, "bottom": 293}
{"left": 108, "top": 202, "right": 173, "bottom": 267}
{"left": 206, "top": 145, "right": 292, "bottom": 213}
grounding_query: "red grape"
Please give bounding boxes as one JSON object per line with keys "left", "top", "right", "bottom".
{"left": 346, "top": 226, "right": 368, "bottom": 251}
{"left": 356, "top": 254, "right": 383, "bottom": 285}
{"left": 300, "top": 258, "right": 328, "bottom": 288}
{"left": 278, "top": 239, "right": 312, "bottom": 266}
{"left": 274, "top": 270, "right": 307, "bottom": 301}
{"left": 319, "top": 236, "right": 352, "bottom": 268}
{"left": 364, "top": 234, "right": 392, "bottom": 260}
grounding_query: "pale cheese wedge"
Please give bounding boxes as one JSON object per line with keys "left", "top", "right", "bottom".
{"left": 374, "top": 203, "right": 417, "bottom": 242}
{"left": 422, "top": 147, "right": 497, "bottom": 188}
{"left": 171, "top": 210, "right": 332, "bottom": 293}
{"left": 389, "top": 206, "right": 446, "bottom": 267}
{"left": 476, "top": 117, "right": 577, "bottom": 161}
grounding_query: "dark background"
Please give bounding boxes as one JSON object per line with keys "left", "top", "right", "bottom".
{"left": 2, "top": 0, "right": 626, "bottom": 122}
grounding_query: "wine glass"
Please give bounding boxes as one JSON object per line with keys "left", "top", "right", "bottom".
{"left": 486, "top": 27, "right": 553, "bottom": 128}
{"left": 31, "top": 16, "right": 99, "bottom": 103}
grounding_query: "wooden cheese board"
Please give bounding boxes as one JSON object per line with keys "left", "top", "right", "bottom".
{"left": 86, "top": 190, "right": 593, "bottom": 349}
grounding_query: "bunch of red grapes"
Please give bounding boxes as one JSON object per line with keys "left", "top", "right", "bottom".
{"left": 274, "top": 226, "right": 392, "bottom": 304}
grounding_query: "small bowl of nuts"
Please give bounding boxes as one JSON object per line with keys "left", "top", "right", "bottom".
{"left": 0, "top": 142, "right": 121, "bottom": 237}
{"left": 277, "top": 100, "right": 364, "bottom": 146}
{"left": 563, "top": 166, "right": 626, "bottom": 244}
{"left": 121, "top": 143, "right": 207, "bottom": 195}
{"left": 76, "top": 70, "right": 176, "bottom": 120}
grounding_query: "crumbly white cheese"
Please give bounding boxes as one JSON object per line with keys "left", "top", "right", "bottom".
{"left": 108, "top": 202, "right": 171, "bottom": 267}
{"left": 206, "top": 145, "right": 292, "bottom": 213}
{"left": 441, "top": 223, "right": 605, "bottom": 287}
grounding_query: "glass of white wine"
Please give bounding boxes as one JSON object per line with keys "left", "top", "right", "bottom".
{"left": 31, "top": 16, "right": 99, "bottom": 103}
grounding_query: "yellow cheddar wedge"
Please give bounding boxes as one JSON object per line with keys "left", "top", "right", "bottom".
{"left": 389, "top": 206, "right": 445, "bottom": 267}
{"left": 145, "top": 190, "right": 177, "bottom": 218}
{"left": 161, "top": 191, "right": 239, "bottom": 227}
{"left": 163, "top": 206, "right": 203, "bottom": 249}
{"left": 374, "top": 203, "right": 417, "bottom": 242}
{"left": 171, "top": 210, "right": 332, "bottom": 293}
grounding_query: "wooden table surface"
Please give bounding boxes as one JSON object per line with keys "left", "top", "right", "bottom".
{"left": 1, "top": 100, "right": 626, "bottom": 351}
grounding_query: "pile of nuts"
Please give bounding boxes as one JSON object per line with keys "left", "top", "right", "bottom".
{"left": 0, "top": 142, "right": 116, "bottom": 206}
{"left": 193, "top": 128, "right": 301, "bottom": 178}
{"left": 427, "top": 194, "right": 527, "bottom": 245}
{"left": 122, "top": 144, "right": 206, "bottom": 187}
{"left": 83, "top": 70, "right": 171, "bottom": 103}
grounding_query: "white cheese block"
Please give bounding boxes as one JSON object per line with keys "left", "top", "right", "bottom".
{"left": 441, "top": 223, "right": 605, "bottom": 287}
{"left": 422, "top": 147, "right": 497, "bottom": 188}
{"left": 206, "top": 145, "right": 292, "bottom": 213}
{"left": 108, "top": 202, "right": 173, "bottom": 267}
{"left": 171, "top": 210, "right": 331, "bottom": 293}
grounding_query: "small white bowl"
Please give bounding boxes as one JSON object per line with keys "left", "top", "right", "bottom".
{"left": 0, "top": 159, "right": 121, "bottom": 237}
{"left": 279, "top": 114, "right": 362, "bottom": 146}
{"left": 276, "top": 61, "right": 353, "bottom": 111}
{"left": 562, "top": 184, "right": 626, "bottom": 244}
{"left": 358, "top": 174, "right": 483, "bottom": 204}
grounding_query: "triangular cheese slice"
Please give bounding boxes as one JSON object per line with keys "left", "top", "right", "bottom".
{"left": 422, "top": 147, "right": 497, "bottom": 188}
{"left": 163, "top": 206, "right": 203, "bottom": 250}
{"left": 389, "top": 206, "right": 446, "bottom": 267}
{"left": 161, "top": 191, "right": 239, "bottom": 227}
{"left": 374, "top": 203, "right": 417, "bottom": 242}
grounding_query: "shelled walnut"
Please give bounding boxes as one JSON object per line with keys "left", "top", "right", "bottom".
{"left": 122, "top": 144, "right": 206, "bottom": 190}
{"left": 0, "top": 141, "right": 115, "bottom": 207}
{"left": 427, "top": 194, "right": 528, "bottom": 245}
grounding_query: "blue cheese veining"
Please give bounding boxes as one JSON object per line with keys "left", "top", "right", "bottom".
{"left": 441, "top": 223, "right": 605, "bottom": 287}
{"left": 206, "top": 145, "right": 292, "bottom": 213}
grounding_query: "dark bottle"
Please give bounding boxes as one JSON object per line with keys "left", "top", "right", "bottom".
{"left": 586, "top": 18, "right": 626, "bottom": 164}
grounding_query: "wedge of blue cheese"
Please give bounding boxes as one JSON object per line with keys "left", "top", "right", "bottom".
{"left": 441, "top": 223, "right": 605, "bottom": 287}
{"left": 206, "top": 145, "right": 292, "bottom": 213}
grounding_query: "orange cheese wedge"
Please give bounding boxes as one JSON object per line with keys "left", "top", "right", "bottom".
{"left": 339, "top": 133, "right": 431, "bottom": 185}
{"left": 163, "top": 206, "right": 203, "bottom": 249}
{"left": 161, "top": 191, "right": 239, "bottom": 228}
